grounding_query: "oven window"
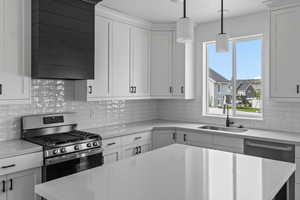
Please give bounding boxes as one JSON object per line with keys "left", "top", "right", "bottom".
{"left": 43, "top": 152, "right": 103, "bottom": 182}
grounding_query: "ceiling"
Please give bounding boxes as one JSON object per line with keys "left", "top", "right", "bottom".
{"left": 99, "top": 0, "right": 268, "bottom": 23}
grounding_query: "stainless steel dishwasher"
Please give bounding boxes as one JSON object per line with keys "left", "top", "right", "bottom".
{"left": 244, "top": 139, "right": 295, "bottom": 200}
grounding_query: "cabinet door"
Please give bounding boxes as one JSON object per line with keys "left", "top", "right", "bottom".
{"left": 178, "top": 131, "right": 214, "bottom": 149}
{"left": 131, "top": 27, "right": 150, "bottom": 97}
{"left": 104, "top": 150, "right": 121, "bottom": 164}
{"left": 6, "top": 168, "right": 41, "bottom": 200}
{"left": 140, "top": 143, "right": 151, "bottom": 154}
{"left": 172, "top": 35, "right": 185, "bottom": 97}
{"left": 152, "top": 130, "right": 176, "bottom": 149}
{"left": 122, "top": 146, "right": 138, "bottom": 159}
{"left": 150, "top": 31, "right": 173, "bottom": 97}
{"left": 111, "top": 22, "right": 131, "bottom": 97}
{"left": 271, "top": 6, "right": 300, "bottom": 98}
{"left": 88, "top": 16, "right": 111, "bottom": 99}
{"left": 0, "top": 0, "right": 30, "bottom": 102}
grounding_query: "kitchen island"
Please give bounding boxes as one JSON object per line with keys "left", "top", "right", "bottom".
{"left": 35, "top": 144, "right": 295, "bottom": 200}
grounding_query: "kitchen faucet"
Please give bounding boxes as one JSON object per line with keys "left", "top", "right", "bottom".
{"left": 223, "top": 104, "right": 234, "bottom": 127}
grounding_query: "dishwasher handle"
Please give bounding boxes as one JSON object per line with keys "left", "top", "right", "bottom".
{"left": 245, "top": 141, "right": 293, "bottom": 152}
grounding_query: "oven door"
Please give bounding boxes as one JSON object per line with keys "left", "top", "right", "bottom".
{"left": 43, "top": 148, "right": 103, "bottom": 182}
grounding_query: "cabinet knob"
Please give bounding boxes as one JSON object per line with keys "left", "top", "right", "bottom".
{"left": 183, "top": 134, "right": 187, "bottom": 142}
{"left": 297, "top": 85, "right": 299, "bottom": 94}
{"left": 172, "top": 133, "right": 176, "bottom": 141}
{"left": 0, "top": 84, "right": 2, "bottom": 95}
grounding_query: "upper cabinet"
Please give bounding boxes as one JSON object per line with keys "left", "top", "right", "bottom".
{"left": 130, "top": 27, "right": 150, "bottom": 97}
{"left": 111, "top": 21, "right": 131, "bottom": 97}
{"left": 150, "top": 31, "right": 195, "bottom": 99}
{"left": 150, "top": 31, "right": 173, "bottom": 98}
{"left": 0, "top": 0, "right": 31, "bottom": 104}
{"left": 270, "top": 3, "right": 300, "bottom": 100}
{"left": 76, "top": 6, "right": 194, "bottom": 101}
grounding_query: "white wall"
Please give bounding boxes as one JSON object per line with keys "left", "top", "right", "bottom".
{"left": 158, "top": 11, "right": 300, "bottom": 133}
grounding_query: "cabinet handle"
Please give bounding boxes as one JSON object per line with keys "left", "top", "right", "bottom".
{"left": 169, "top": 86, "right": 173, "bottom": 94}
{"left": 107, "top": 142, "right": 116, "bottom": 146}
{"left": 129, "top": 86, "right": 133, "bottom": 93}
{"left": 2, "top": 180, "right": 5, "bottom": 193}
{"left": 139, "top": 146, "right": 142, "bottom": 154}
{"left": 9, "top": 179, "right": 12, "bottom": 191}
{"left": 172, "top": 133, "right": 176, "bottom": 141}
{"left": 181, "top": 86, "right": 184, "bottom": 94}
{"left": 0, "top": 84, "right": 2, "bottom": 95}
{"left": 88, "top": 86, "right": 93, "bottom": 94}
{"left": 134, "top": 136, "right": 142, "bottom": 141}
{"left": 135, "top": 147, "right": 139, "bottom": 155}
{"left": 183, "top": 134, "right": 187, "bottom": 142}
{"left": 133, "top": 87, "right": 137, "bottom": 94}
{"left": 1, "top": 164, "right": 16, "bottom": 169}
{"left": 297, "top": 85, "right": 299, "bottom": 94}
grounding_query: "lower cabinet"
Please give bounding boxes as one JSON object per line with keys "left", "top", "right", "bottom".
{"left": 152, "top": 130, "right": 176, "bottom": 149}
{"left": 102, "top": 131, "right": 152, "bottom": 164}
{"left": 176, "top": 131, "right": 214, "bottom": 149}
{"left": 0, "top": 168, "right": 41, "bottom": 200}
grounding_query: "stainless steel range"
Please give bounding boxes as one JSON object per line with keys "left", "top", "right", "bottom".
{"left": 21, "top": 113, "right": 103, "bottom": 182}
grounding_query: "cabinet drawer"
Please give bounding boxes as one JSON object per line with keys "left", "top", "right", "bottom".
{"left": 122, "top": 132, "right": 152, "bottom": 146}
{"left": 0, "top": 152, "right": 43, "bottom": 176}
{"left": 213, "top": 135, "right": 244, "bottom": 151}
{"left": 103, "top": 137, "right": 122, "bottom": 150}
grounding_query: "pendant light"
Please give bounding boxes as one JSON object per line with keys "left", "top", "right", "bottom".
{"left": 216, "top": 0, "right": 229, "bottom": 52}
{"left": 176, "top": 0, "right": 194, "bottom": 43}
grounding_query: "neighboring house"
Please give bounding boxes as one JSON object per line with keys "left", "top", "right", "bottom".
{"left": 208, "top": 68, "right": 262, "bottom": 109}
{"left": 208, "top": 69, "right": 231, "bottom": 107}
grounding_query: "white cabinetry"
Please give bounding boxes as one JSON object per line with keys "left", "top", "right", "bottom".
{"left": 0, "top": 0, "right": 31, "bottom": 104}
{"left": 130, "top": 27, "right": 150, "bottom": 97}
{"left": 270, "top": 5, "right": 300, "bottom": 99}
{"left": 103, "top": 137, "right": 122, "bottom": 164}
{"left": 0, "top": 151, "right": 42, "bottom": 200}
{"left": 176, "top": 131, "right": 214, "bottom": 148}
{"left": 213, "top": 135, "right": 244, "bottom": 154}
{"left": 152, "top": 130, "right": 176, "bottom": 149}
{"left": 150, "top": 31, "right": 173, "bottom": 97}
{"left": 111, "top": 22, "right": 131, "bottom": 97}
{"left": 150, "top": 31, "right": 194, "bottom": 99}
{"left": 5, "top": 168, "right": 41, "bottom": 200}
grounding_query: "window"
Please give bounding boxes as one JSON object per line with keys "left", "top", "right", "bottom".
{"left": 204, "top": 35, "right": 263, "bottom": 118}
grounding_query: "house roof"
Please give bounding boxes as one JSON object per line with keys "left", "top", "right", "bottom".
{"left": 209, "top": 68, "right": 229, "bottom": 83}
{"left": 237, "top": 80, "right": 260, "bottom": 92}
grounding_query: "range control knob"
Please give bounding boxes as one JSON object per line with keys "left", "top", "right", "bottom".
{"left": 93, "top": 142, "right": 98, "bottom": 147}
{"left": 74, "top": 145, "right": 80, "bottom": 150}
{"left": 87, "top": 143, "right": 92, "bottom": 148}
{"left": 53, "top": 149, "right": 59, "bottom": 155}
{"left": 60, "top": 147, "right": 66, "bottom": 153}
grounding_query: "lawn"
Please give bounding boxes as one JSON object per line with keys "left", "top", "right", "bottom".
{"left": 237, "top": 107, "right": 260, "bottom": 113}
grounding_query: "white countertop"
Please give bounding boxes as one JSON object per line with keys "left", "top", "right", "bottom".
{"left": 0, "top": 139, "right": 42, "bottom": 159}
{"left": 35, "top": 144, "right": 295, "bottom": 200}
{"left": 85, "top": 120, "right": 300, "bottom": 145}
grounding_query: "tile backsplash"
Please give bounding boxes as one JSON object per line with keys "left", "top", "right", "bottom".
{"left": 0, "top": 80, "right": 157, "bottom": 141}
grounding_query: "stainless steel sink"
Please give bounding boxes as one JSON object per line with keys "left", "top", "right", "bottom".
{"left": 198, "top": 125, "right": 248, "bottom": 133}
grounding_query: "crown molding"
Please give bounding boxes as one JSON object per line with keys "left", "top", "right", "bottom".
{"left": 95, "top": 5, "right": 176, "bottom": 31}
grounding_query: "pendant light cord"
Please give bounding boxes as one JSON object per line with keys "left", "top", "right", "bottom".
{"left": 183, "top": 0, "right": 187, "bottom": 18}
{"left": 221, "top": 0, "right": 224, "bottom": 34}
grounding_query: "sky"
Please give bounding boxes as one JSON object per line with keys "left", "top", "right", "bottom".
{"left": 207, "top": 39, "right": 262, "bottom": 80}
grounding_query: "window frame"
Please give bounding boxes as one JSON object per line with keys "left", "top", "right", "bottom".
{"left": 203, "top": 34, "right": 264, "bottom": 119}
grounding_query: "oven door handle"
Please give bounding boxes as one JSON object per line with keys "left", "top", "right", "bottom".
{"left": 45, "top": 148, "right": 103, "bottom": 166}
